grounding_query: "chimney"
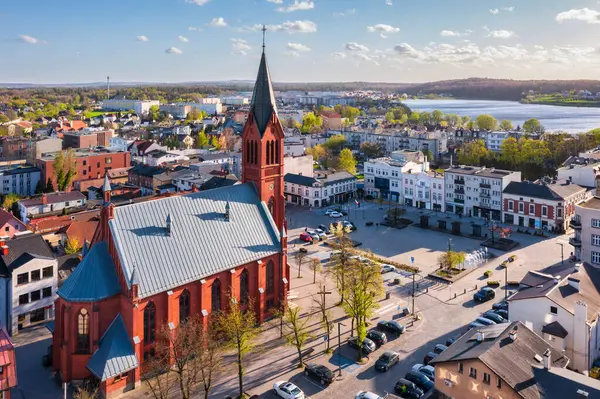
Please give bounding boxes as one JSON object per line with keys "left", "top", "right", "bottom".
{"left": 476, "top": 330, "right": 485, "bottom": 342}
{"left": 1, "top": 245, "right": 8, "bottom": 256}
{"left": 568, "top": 277, "right": 581, "bottom": 292}
{"left": 41, "top": 194, "right": 48, "bottom": 205}
{"left": 575, "top": 262, "right": 581, "bottom": 272}
{"left": 509, "top": 331, "right": 517, "bottom": 341}
{"left": 543, "top": 348, "right": 551, "bottom": 370}
{"left": 225, "top": 201, "right": 231, "bottom": 221}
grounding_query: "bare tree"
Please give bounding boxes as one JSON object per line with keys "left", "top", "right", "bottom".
{"left": 308, "top": 258, "right": 322, "bottom": 284}
{"left": 283, "top": 304, "right": 312, "bottom": 367}
{"left": 142, "top": 343, "right": 174, "bottom": 399}
{"left": 294, "top": 250, "right": 307, "bottom": 279}
{"left": 72, "top": 384, "right": 99, "bottom": 399}
{"left": 329, "top": 222, "right": 354, "bottom": 304}
{"left": 312, "top": 282, "right": 333, "bottom": 353}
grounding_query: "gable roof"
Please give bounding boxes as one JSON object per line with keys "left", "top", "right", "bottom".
{"left": 57, "top": 241, "right": 121, "bottom": 302}
{"left": 109, "top": 182, "right": 281, "bottom": 298}
{"left": 0, "top": 210, "right": 26, "bottom": 231}
{"left": 18, "top": 191, "right": 86, "bottom": 208}
{"left": 431, "top": 322, "right": 569, "bottom": 399}
{"left": 284, "top": 173, "right": 318, "bottom": 187}
{"left": 503, "top": 180, "right": 585, "bottom": 201}
{"left": 63, "top": 220, "right": 99, "bottom": 248}
{"left": 542, "top": 321, "right": 568, "bottom": 339}
{"left": 0, "top": 234, "right": 55, "bottom": 276}
{"left": 250, "top": 51, "right": 278, "bottom": 136}
{"left": 87, "top": 314, "right": 139, "bottom": 382}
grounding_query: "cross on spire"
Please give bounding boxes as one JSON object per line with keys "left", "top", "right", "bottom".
{"left": 261, "top": 24, "right": 267, "bottom": 51}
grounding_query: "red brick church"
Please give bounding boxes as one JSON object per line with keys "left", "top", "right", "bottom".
{"left": 51, "top": 48, "right": 289, "bottom": 398}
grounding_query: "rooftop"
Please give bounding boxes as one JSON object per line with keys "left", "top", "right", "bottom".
{"left": 503, "top": 180, "right": 585, "bottom": 201}
{"left": 39, "top": 148, "right": 126, "bottom": 161}
{"left": 19, "top": 191, "right": 86, "bottom": 208}
{"left": 579, "top": 196, "right": 600, "bottom": 210}
{"left": 446, "top": 165, "right": 516, "bottom": 178}
{"left": 0, "top": 234, "right": 55, "bottom": 277}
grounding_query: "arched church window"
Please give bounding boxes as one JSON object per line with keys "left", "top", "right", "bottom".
{"left": 212, "top": 279, "right": 221, "bottom": 312}
{"left": 268, "top": 197, "right": 275, "bottom": 217}
{"left": 76, "top": 308, "right": 90, "bottom": 354}
{"left": 240, "top": 269, "right": 249, "bottom": 305}
{"left": 179, "top": 289, "right": 190, "bottom": 325}
{"left": 144, "top": 302, "right": 156, "bottom": 344}
{"left": 266, "top": 260, "right": 275, "bottom": 295}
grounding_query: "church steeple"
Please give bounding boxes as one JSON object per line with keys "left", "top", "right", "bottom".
{"left": 250, "top": 26, "right": 278, "bottom": 136}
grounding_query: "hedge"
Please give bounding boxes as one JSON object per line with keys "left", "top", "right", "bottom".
{"left": 487, "top": 280, "right": 500, "bottom": 287}
{"left": 348, "top": 249, "right": 420, "bottom": 273}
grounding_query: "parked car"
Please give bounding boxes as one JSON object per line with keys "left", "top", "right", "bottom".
{"left": 348, "top": 336, "right": 376, "bottom": 354}
{"left": 377, "top": 320, "right": 406, "bottom": 335}
{"left": 494, "top": 309, "right": 509, "bottom": 319}
{"left": 433, "top": 344, "right": 448, "bottom": 354}
{"left": 325, "top": 209, "right": 337, "bottom": 216}
{"left": 329, "top": 250, "right": 342, "bottom": 261}
{"left": 405, "top": 370, "right": 434, "bottom": 392}
{"left": 445, "top": 338, "right": 456, "bottom": 346}
{"left": 314, "top": 229, "right": 328, "bottom": 240}
{"left": 381, "top": 264, "right": 397, "bottom": 274}
{"left": 394, "top": 378, "right": 424, "bottom": 399}
{"left": 329, "top": 211, "right": 343, "bottom": 218}
{"left": 468, "top": 321, "right": 485, "bottom": 329}
{"left": 474, "top": 316, "right": 496, "bottom": 326}
{"left": 273, "top": 381, "right": 305, "bottom": 399}
{"left": 492, "top": 300, "right": 508, "bottom": 311}
{"left": 343, "top": 220, "right": 356, "bottom": 230}
{"left": 411, "top": 364, "right": 435, "bottom": 381}
{"left": 367, "top": 330, "right": 387, "bottom": 347}
{"left": 482, "top": 311, "right": 506, "bottom": 324}
{"left": 423, "top": 351, "right": 437, "bottom": 365}
{"left": 304, "top": 363, "right": 334, "bottom": 385}
{"left": 318, "top": 224, "right": 330, "bottom": 234}
{"left": 307, "top": 230, "right": 321, "bottom": 241}
{"left": 299, "top": 233, "right": 313, "bottom": 243}
{"left": 375, "top": 351, "right": 400, "bottom": 371}
{"left": 473, "top": 287, "right": 496, "bottom": 302}
{"left": 355, "top": 391, "right": 383, "bottom": 399}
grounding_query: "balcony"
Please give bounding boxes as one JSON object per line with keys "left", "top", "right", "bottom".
{"left": 480, "top": 192, "right": 491, "bottom": 198}
{"left": 455, "top": 198, "right": 465, "bottom": 204}
{"left": 454, "top": 188, "right": 465, "bottom": 194}
{"left": 454, "top": 179, "right": 465, "bottom": 185}
{"left": 480, "top": 183, "right": 491, "bottom": 189}
{"left": 569, "top": 237, "right": 582, "bottom": 247}
{"left": 569, "top": 218, "right": 582, "bottom": 230}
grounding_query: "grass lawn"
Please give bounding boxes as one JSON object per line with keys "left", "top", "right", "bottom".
{"left": 354, "top": 173, "right": 364, "bottom": 180}
{"left": 85, "top": 111, "right": 107, "bottom": 118}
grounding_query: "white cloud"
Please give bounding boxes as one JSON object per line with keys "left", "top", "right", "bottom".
{"left": 487, "top": 30, "right": 516, "bottom": 39}
{"left": 247, "top": 20, "right": 317, "bottom": 33}
{"left": 231, "top": 38, "right": 251, "bottom": 51}
{"left": 503, "top": 7, "right": 515, "bottom": 12}
{"left": 178, "top": 36, "right": 189, "bottom": 42}
{"left": 277, "top": 0, "right": 314, "bottom": 12}
{"left": 334, "top": 8, "right": 356, "bottom": 17}
{"left": 186, "top": 0, "right": 211, "bottom": 5}
{"left": 534, "top": 45, "right": 545, "bottom": 50}
{"left": 267, "top": 0, "right": 283, "bottom": 3}
{"left": 489, "top": 8, "right": 499, "bottom": 14}
{"left": 18, "top": 35, "right": 45, "bottom": 44}
{"left": 386, "top": 0, "right": 392, "bottom": 5}
{"left": 345, "top": 42, "right": 369, "bottom": 52}
{"left": 440, "top": 30, "right": 459, "bottom": 37}
{"left": 165, "top": 47, "right": 183, "bottom": 54}
{"left": 367, "top": 24, "right": 400, "bottom": 34}
{"left": 188, "top": 26, "right": 202, "bottom": 31}
{"left": 287, "top": 42, "right": 311, "bottom": 51}
{"left": 137, "top": 35, "right": 149, "bottom": 42}
{"left": 331, "top": 52, "right": 347, "bottom": 59}
{"left": 232, "top": 50, "right": 247, "bottom": 56}
{"left": 556, "top": 8, "right": 600, "bottom": 24}
{"left": 354, "top": 53, "right": 380, "bottom": 66}
{"left": 284, "top": 50, "right": 300, "bottom": 57}
{"left": 209, "top": 17, "right": 228, "bottom": 27}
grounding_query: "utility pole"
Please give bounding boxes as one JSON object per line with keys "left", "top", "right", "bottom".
{"left": 504, "top": 263, "right": 508, "bottom": 301}
{"left": 556, "top": 242, "right": 564, "bottom": 265}
{"left": 412, "top": 272, "right": 416, "bottom": 316}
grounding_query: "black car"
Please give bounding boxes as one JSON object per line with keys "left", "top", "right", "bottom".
{"left": 394, "top": 378, "right": 424, "bottom": 399}
{"left": 445, "top": 337, "right": 456, "bottom": 347}
{"left": 405, "top": 370, "right": 434, "bottom": 392}
{"left": 423, "top": 351, "right": 437, "bottom": 365}
{"left": 377, "top": 320, "right": 406, "bottom": 335}
{"left": 482, "top": 311, "right": 506, "bottom": 324}
{"left": 304, "top": 363, "right": 335, "bottom": 385}
{"left": 473, "top": 287, "right": 496, "bottom": 302}
{"left": 433, "top": 344, "right": 448, "bottom": 354}
{"left": 318, "top": 224, "right": 331, "bottom": 234}
{"left": 492, "top": 300, "right": 508, "bottom": 311}
{"left": 348, "top": 336, "right": 376, "bottom": 354}
{"left": 494, "top": 309, "right": 509, "bottom": 319}
{"left": 375, "top": 351, "right": 399, "bottom": 371}
{"left": 367, "top": 330, "right": 387, "bottom": 347}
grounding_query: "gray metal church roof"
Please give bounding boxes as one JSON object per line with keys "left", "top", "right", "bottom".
{"left": 109, "top": 183, "right": 281, "bottom": 298}
{"left": 250, "top": 51, "right": 278, "bottom": 135}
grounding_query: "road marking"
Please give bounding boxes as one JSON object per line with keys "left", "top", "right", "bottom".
{"left": 287, "top": 291, "right": 299, "bottom": 300}
{"left": 376, "top": 302, "right": 399, "bottom": 315}
{"left": 301, "top": 375, "right": 327, "bottom": 391}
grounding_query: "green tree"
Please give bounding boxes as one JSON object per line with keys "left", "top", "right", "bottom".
{"left": 213, "top": 295, "right": 259, "bottom": 399}
{"left": 148, "top": 105, "right": 160, "bottom": 121}
{"left": 195, "top": 130, "right": 209, "bottom": 148}
{"left": 301, "top": 112, "right": 322, "bottom": 134}
{"left": 360, "top": 142, "right": 383, "bottom": 159}
{"left": 308, "top": 258, "right": 322, "bottom": 284}
{"left": 418, "top": 111, "right": 431, "bottom": 125}
{"left": 53, "top": 149, "right": 77, "bottom": 191}
{"left": 34, "top": 180, "right": 43, "bottom": 195}
{"left": 500, "top": 137, "right": 520, "bottom": 168}
{"left": 210, "top": 135, "right": 220, "bottom": 149}
{"left": 338, "top": 148, "right": 357, "bottom": 174}
{"left": 461, "top": 115, "right": 472, "bottom": 127}
{"left": 45, "top": 178, "right": 55, "bottom": 193}
{"left": 283, "top": 305, "right": 312, "bottom": 368}
{"left": 324, "top": 134, "right": 346, "bottom": 153}
{"left": 294, "top": 250, "right": 307, "bottom": 279}
{"left": 431, "top": 110, "right": 444, "bottom": 124}
{"left": 64, "top": 237, "right": 81, "bottom": 255}
{"left": 0, "top": 114, "right": 8, "bottom": 123}
{"left": 523, "top": 118, "right": 544, "bottom": 133}
{"left": 499, "top": 120, "right": 514, "bottom": 131}
{"left": 458, "top": 139, "right": 489, "bottom": 165}
{"left": 306, "top": 144, "right": 328, "bottom": 163}
{"left": 329, "top": 222, "right": 354, "bottom": 304}
{"left": 312, "top": 282, "right": 333, "bottom": 353}
{"left": 423, "top": 149, "right": 434, "bottom": 162}
{"left": 438, "top": 250, "right": 467, "bottom": 274}
{"left": 2, "top": 194, "right": 20, "bottom": 211}
{"left": 444, "top": 114, "right": 461, "bottom": 128}
{"left": 475, "top": 114, "right": 498, "bottom": 131}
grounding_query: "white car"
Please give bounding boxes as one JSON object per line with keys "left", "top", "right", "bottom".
{"left": 355, "top": 391, "right": 383, "bottom": 399}
{"left": 325, "top": 209, "right": 336, "bottom": 215}
{"left": 314, "top": 228, "right": 328, "bottom": 240}
{"left": 381, "top": 264, "right": 397, "bottom": 274}
{"left": 307, "top": 230, "right": 321, "bottom": 241}
{"left": 273, "top": 381, "right": 305, "bottom": 399}
{"left": 329, "top": 211, "right": 343, "bottom": 218}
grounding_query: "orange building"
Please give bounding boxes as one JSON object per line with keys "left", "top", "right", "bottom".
{"left": 51, "top": 49, "right": 288, "bottom": 398}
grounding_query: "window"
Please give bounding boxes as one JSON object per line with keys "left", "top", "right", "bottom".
{"left": 458, "top": 362, "right": 463, "bottom": 374}
{"left": 550, "top": 306, "right": 558, "bottom": 315}
{"left": 42, "top": 267, "right": 53, "bottom": 279}
{"left": 483, "top": 372, "right": 491, "bottom": 385}
{"left": 42, "top": 287, "right": 52, "bottom": 298}
{"left": 508, "top": 201, "right": 514, "bottom": 211}
{"left": 77, "top": 308, "right": 90, "bottom": 353}
{"left": 211, "top": 279, "right": 221, "bottom": 312}
{"left": 144, "top": 302, "right": 156, "bottom": 344}
{"left": 31, "top": 270, "right": 41, "bottom": 281}
{"left": 266, "top": 261, "right": 275, "bottom": 295}
{"left": 557, "top": 208, "right": 563, "bottom": 218}
{"left": 17, "top": 273, "right": 28, "bottom": 285}
{"left": 542, "top": 206, "right": 548, "bottom": 217}
{"left": 593, "top": 235, "right": 600, "bottom": 247}
{"left": 518, "top": 202, "right": 524, "bottom": 212}
{"left": 593, "top": 251, "right": 600, "bottom": 265}
{"left": 593, "top": 219, "right": 600, "bottom": 228}
{"left": 30, "top": 290, "right": 41, "bottom": 301}
{"left": 240, "top": 269, "right": 249, "bottom": 305}
{"left": 178, "top": 290, "right": 191, "bottom": 325}
{"left": 497, "top": 377, "right": 502, "bottom": 389}
{"left": 529, "top": 204, "right": 535, "bottom": 214}
{"left": 469, "top": 367, "right": 477, "bottom": 379}
{"left": 18, "top": 294, "right": 28, "bottom": 305}
{"left": 268, "top": 197, "right": 275, "bottom": 217}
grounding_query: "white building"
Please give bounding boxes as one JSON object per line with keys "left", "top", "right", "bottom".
{"left": 173, "top": 102, "right": 223, "bottom": 115}
{"left": 570, "top": 185, "right": 600, "bottom": 263}
{"left": 18, "top": 192, "right": 87, "bottom": 224}
{"left": 0, "top": 234, "right": 58, "bottom": 335}
{"left": 444, "top": 165, "right": 521, "bottom": 220}
{"left": 101, "top": 99, "right": 160, "bottom": 115}
{"left": 0, "top": 165, "right": 41, "bottom": 197}
{"left": 342, "top": 130, "right": 448, "bottom": 160}
{"left": 558, "top": 163, "right": 600, "bottom": 189}
{"left": 284, "top": 155, "right": 313, "bottom": 177}
{"left": 109, "top": 137, "right": 135, "bottom": 152}
{"left": 284, "top": 171, "right": 357, "bottom": 207}
{"left": 508, "top": 262, "right": 600, "bottom": 373}
{"left": 221, "top": 96, "right": 249, "bottom": 106}
{"left": 283, "top": 139, "right": 305, "bottom": 157}
{"left": 142, "top": 150, "right": 190, "bottom": 167}
{"left": 485, "top": 131, "right": 511, "bottom": 152}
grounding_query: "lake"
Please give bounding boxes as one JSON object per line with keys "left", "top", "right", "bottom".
{"left": 401, "top": 99, "right": 600, "bottom": 133}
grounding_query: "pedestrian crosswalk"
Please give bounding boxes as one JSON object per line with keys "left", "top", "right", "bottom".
{"left": 375, "top": 302, "right": 401, "bottom": 316}
{"left": 287, "top": 290, "right": 299, "bottom": 300}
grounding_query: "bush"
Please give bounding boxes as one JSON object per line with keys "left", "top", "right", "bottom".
{"left": 484, "top": 270, "right": 493, "bottom": 278}
{"left": 507, "top": 281, "right": 520, "bottom": 286}
{"left": 365, "top": 195, "right": 374, "bottom": 200}
{"left": 349, "top": 249, "right": 420, "bottom": 273}
{"left": 487, "top": 280, "right": 500, "bottom": 287}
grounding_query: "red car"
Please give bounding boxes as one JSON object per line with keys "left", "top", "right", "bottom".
{"left": 300, "top": 232, "right": 313, "bottom": 243}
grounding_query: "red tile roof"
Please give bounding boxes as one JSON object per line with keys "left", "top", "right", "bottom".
{"left": 64, "top": 220, "right": 99, "bottom": 246}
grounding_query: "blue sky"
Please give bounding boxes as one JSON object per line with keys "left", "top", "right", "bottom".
{"left": 2, "top": 0, "right": 600, "bottom": 84}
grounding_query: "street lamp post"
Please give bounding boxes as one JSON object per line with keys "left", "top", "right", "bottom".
{"left": 557, "top": 242, "right": 564, "bottom": 265}
{"left": 504, "top": 263, "right": 508, "bottom": 301}
{"left": 337, "top": 322, "right": 346, "bottom": 377}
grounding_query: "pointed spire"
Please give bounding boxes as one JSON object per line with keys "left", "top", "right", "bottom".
{"left": 103, "top": 174, "right": 112, "bottom": 193}
{"left": 82, "top": 240, "right": 89, "bottom": 257}
{"left": 166, "top": 213, "right": 172, "bottom": 235}
{"left": 250, "top": 27, "right": 278, "bottom": 136}
{"left": 225, "top": 201, "right": 231, "bottom": 220}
